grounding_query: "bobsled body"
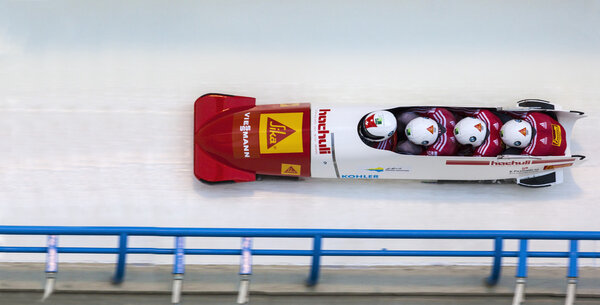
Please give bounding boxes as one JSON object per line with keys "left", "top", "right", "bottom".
{"left": 194, "top": 94, "right": 585, "bottom": 187}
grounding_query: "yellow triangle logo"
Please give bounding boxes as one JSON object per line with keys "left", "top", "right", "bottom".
{"left": 281, "top": 163, "right": 301, "bottom": 176}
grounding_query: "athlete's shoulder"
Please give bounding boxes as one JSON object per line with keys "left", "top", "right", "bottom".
{"left": 527, "top": 112, "right": 560, "bottom": 130}
{"left": 477, "top": 110, "right": 503, "bottom": 131}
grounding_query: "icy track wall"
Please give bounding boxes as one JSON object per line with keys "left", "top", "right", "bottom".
{"left": 0, "top": 0, "right": 599, "bottom": 266}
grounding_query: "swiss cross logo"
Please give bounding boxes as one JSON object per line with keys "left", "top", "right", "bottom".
{"left": 266, "top": 118, "right": 296, "bottom": 149}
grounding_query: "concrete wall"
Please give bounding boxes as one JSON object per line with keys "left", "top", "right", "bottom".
{"left": 1, "top": 0, "right": 599, "bottom": 266}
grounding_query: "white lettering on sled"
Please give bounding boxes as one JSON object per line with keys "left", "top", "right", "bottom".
{"left": 240, "top": 112, "right": 251, "bottom": 158}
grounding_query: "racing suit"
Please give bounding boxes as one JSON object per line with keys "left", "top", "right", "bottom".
{"left": 411, "top": 107, "right": 458, "bottom": 156}
{"left": 367, "top": 133, "right": 397, "bottom": 151}
{"left": 453, "top": 109, "right": 504, "bottom": 157}
{"left": 521, "top": 112, "right": 567, "bottom": 156}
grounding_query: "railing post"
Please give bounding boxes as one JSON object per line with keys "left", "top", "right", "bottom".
{"left": 306, "top": 235, "right": 322, "bottom": 287}
{"left": 237, "top": 237, "right": 253, "bottom": 304}
{"left": 41, "top": 235, "right": 58, "bottom": 302}
{"left": 565, "top": 240, "right": 578, "bottom": 305}
{"left": 112, "top": 233, "right": 128, "bottom": 284}
{"left": 512, "top": 239, "right": 528, "bottom": 305}
{"left": 486, "top": 237, "right": 503, "bottom": 286}
{"left": 172, "top": 236, "right": 185, "bottom": 305}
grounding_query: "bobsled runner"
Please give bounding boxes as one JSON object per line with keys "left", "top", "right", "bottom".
{"left": 194, "top": 94, "right": 585, "bottom": 187}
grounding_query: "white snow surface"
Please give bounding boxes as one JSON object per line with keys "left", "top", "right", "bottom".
{"left": 0, "top": 0, "right": 599, "bottom": 266}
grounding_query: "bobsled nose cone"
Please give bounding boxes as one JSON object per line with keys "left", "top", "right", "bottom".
{"left": 195, "top": 122, "right": 232, "bottom": 158}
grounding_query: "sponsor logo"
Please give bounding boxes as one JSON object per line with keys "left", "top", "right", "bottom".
{"left": 490, "top": 160, "right": 532, "bottom": 166}
{"left": 367, "top": 167, "right": 410, "bottom": 172}
{"left": 240, "top": 112, "right": 252, "bottom": 157}
{"left": 317, "top": 109, "right": 331, "bottom": 154}
{"left": 281, "top": 163, "right": 301, "bottom": 176}
{"left": 266, "top": 117, "right": 295, "bottom": 149}
{"left": 233, "top": 112, "right": 258, "bottom": 159}
{"left": 386, "top": 167, "right": 410, "bottom": 172}
{"left": 259, "top": 113, "right": 304, "bottom": 154}
{"left": 551, "top": 124, "right": 562, "bottom": 147}
{"left": 509, "top": 167, "right": 541, "bottom": 175}
{"left": 474, "top": 123, "right": 483, "bottom": 132}
{"left": 341, "top": 174, "right": 379, "bottom": 179}
{"left": 448, "top": 160, "right": 535, "bottom": 166}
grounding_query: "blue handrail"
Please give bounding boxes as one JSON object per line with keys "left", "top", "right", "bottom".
{"left": 1, "top": 226, "right": 600, "bottom": 239}
{"left": 0, "top": 226, "right": 598, "bottom": 287}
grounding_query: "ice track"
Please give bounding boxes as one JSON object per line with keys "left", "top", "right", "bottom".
{"left": 0, "top": 0, "right": 599, "bottom": 266}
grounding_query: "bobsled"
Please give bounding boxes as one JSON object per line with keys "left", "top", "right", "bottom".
{"left": 194, "top": 94, "right": 585, "bottom": 187}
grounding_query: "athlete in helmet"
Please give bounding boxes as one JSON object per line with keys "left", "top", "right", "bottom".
{"left": 395, "top": 108, "right": 458, "bottom": 156}
{"left": 452, "top": 109, "right": 504, "bottom": 157}
{"left": 358, "top": 110, "right": 398, "bottom": 150}
{"left": 500, "top": 112, "right": 566, "bottom": 156}
{"left": 500, "top": 119, "right": 533, "bottom": 149}
{"left": 455, "top": 117, "right": 487, "bottom": 147}
{"left": 405, "top": 117, "right": 439, "bottom": 146}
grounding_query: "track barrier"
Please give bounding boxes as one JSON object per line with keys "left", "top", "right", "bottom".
{"left": 171, "top": 236, "right": 185, "bottom": 305}
{"left": 0, "top": 226, "right": 599, "bottom": 304}
{"left": 237, "top": 237, "right": 252, "bottom": 304}
{"left": 41, "top": 235, "right": 58, "bottom": 301}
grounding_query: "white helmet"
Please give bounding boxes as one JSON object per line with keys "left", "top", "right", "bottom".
{"left": 500, "top": 119, "right": 533, "bottom": 148}
{"left": 454, "top": 117, "right": 488, "bottom": 147}
{"left": 361, "top": 110, "right": 397, "bottom": 142}
{"left": 405, "top": 117, "right": 439, "bottom": 146}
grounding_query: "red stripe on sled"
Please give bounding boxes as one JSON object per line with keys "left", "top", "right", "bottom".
{"left": 531, "top": 158, "right": 576, "bottom": 164}
{"left": 446, "top": 160, "right": 491, "bottom": 165}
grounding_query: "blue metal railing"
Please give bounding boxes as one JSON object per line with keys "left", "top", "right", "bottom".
{"left": 0, "top": 226, "right": 599, "bottom": 287}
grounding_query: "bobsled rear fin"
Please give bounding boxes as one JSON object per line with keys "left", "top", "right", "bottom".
{"left": 194, "top": 93, "right": 256, "bottom": 130}
{"left": 194, "top": 142, "right": 256, "bottom": 183}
